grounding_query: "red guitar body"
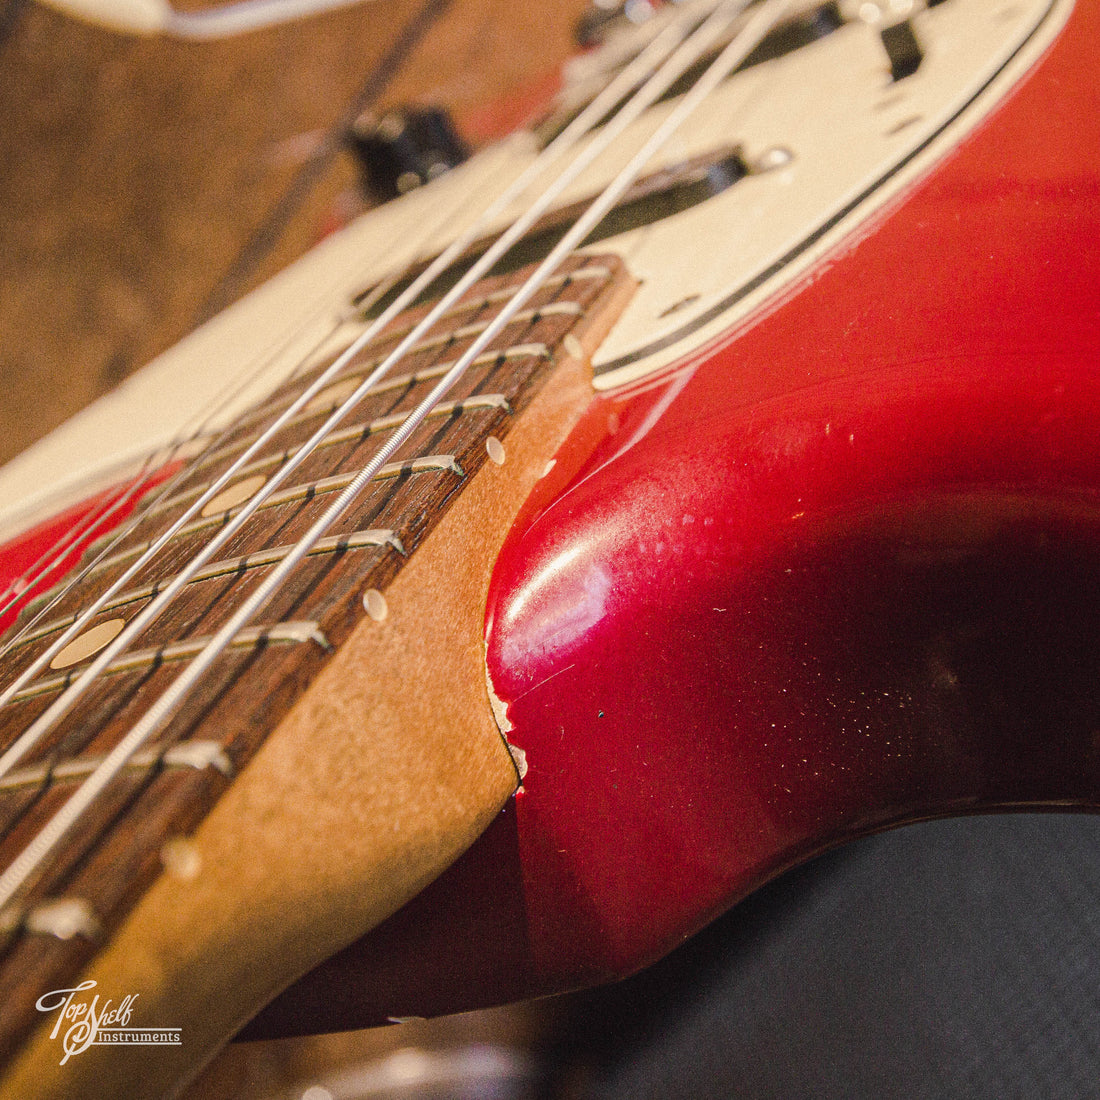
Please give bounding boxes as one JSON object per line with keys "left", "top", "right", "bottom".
{"left": 4, "top": 0, "right": 1100, "bottom": 1041}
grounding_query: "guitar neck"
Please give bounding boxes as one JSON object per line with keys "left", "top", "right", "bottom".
{"left": 0, "top": 255, "right": 636, "bottom": 1097}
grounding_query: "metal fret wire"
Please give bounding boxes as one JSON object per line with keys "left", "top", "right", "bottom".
{"left": 0, "top": 160, "right": 497, "bottom": 677}
{"left": 0, "top": 183, "right": 493, "bottom": 671}
{"left": 0, "top": 0, "right": 792, "bottom": 909}
{"left": 0, "top": 0, "right": 750, "bottom": 782}
{"left": 0, "top": 0, "right": 714, "bottom": 748}
{"left": 0, "top": 419, "right": 251, "bottom": 629}
{"left": 0, "top": 221, "right": 436, "bottom": 637}
{"left": 0, "top": 468, "right": 165, "bottom": 619}
{"left": 0, "top": 449, "right": 245, "bottom": 658}
{"left": 0, "top": 36, "right": 587, "bottom": 670}
{"left": 0, "top": 270, "right": 376, "bottom": 651}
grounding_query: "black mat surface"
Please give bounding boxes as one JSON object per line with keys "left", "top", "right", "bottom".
{"left": 561, "top": 815, "right": 1100, "bottom": 1099}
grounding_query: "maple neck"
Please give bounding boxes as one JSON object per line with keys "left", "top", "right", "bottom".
{"left": 0, "top": 252, "right": 634, "bottom": 1079}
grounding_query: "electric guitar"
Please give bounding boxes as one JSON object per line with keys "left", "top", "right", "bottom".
{"left": 0, "top": 0, "right": 1097, "bottom": 1094}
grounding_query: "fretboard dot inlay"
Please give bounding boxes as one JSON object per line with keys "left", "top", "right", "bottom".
{"left": 24, "top": 898, "right": 102, "bottom": 942}
{"left": 363, "top": 588, "right": 388, "bottom": 623}
{"left": 563, "top": 333, "right": 586, "bottom": 362}
{"left": 200, "top": 474, "right": 268, "bottom": 518}
{"left": 49, "top": 617, "right": 127, "bottom": 671}
{"left": 160, "top": 837, "right": 202, "bottom": 882}
{"left": 0, "top": 251, "right": 631, "bottom": 1062}
{"left": 486, "top": 437, "right": 506, "bottom": 466}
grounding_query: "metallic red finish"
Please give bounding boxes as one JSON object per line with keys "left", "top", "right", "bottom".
{"left": 10, "top": 0, "right": 1100, "bottom": 1040}
{"left": 483, "top": 0, "right": 1100, "bottom": 992}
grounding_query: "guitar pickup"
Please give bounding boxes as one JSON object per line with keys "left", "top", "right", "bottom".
{"left": 880, "top": 19, "right": 924, "bottom": 81}
{"left": 355, "top": 146, "right": 750, "bottom": 319}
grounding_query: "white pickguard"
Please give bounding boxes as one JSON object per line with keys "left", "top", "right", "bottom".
{"left": 0, "top": 0, "right": 1068, "bottom": 539}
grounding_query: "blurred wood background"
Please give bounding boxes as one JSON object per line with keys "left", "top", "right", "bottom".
{"left": 0, "top": 0, "right": 590, "bottom": 1093}
{"left": 0, "top": 0, "right": 590, "bottom": 466}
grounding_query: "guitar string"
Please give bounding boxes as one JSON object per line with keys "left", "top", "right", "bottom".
{"left": 0, "top": 169, "right": 486, "bottom": 656}
{"left": 0, "top": 0, "right": 751, "bottom": 779}
{"left": 0, "top": 0, "right": 794, "bottom": 910}
{"left": 0, "top": 123, "right": 538, "bottom": 648}
{"left": 0, "top": 0, "right": 713, "bottom": 726}
{"left": 0, "top": 418, "right": 275, "bottom": 642}
{"left": 0, "top": 205, "right": 453, "bottom": 641}
{"left": 0, "top": 24, "right": 608, "bottom": 651}
{"left": 0, "top": 467, "right": 167, "bottom": 618}
{"left": 0, "top": 311, "right": 351, "bottom": 655}
{"left": 0, "top": 0, "right": 679, "bottom": 624}
{"left": 0, "top": 347, "right": 313, "bottom": 637}
{"left": 0, "top": 14, "right": 709, "bottom": 776}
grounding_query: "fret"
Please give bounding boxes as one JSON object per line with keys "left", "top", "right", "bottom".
{"left": 186, "top": 455, "right": 460, "bottom": 523}
{"left": 313, "top": 270, "right": 603, "bottom": 372}
{"left": 85, "top": 458, "right": 460, "bottom": 582}
{"left": 88, "top": 326, "right": 556, "bottom": 571}
{"left": 9, "top": 531, "right": 404, "bottom": 655}
{"left": 18, "top": 898, "right": 101, "bottom": 943}
{"left": 4, "top": 260, "right": 611, "bottom": 709}
{"left": 248, "top": 301, "right": 580, "bottom": 419}
{"left": 0, "top": 763, "right": 234, "bottom": 1042}
{"left": 8, "top": 370, "right": 526, "bottom": 632}
{"left": 157, "top": 395, "right": 509, "bottom": 516}
{"left": 229, "top": 342, "right": 549, "bottom": 439}
{"left": 345, "top": 262, "right": 614, "bottom": 324}
{"left": 21, "top": 453, "right": 468, "bottom": 643}
{"left": 0, "top": 741, "right": 233, "bottom": 795}
{"left": 6, "top": 622, "right": 326, "bottom": 706}
{"left": 440, "top": 300, "right": 582, "bottom": 343}
{"left": 164, "top": 265, "right": 607, "bottom": 461}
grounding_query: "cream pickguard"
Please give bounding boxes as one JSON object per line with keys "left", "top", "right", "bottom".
{"left": 0, "top": 0, "right": 1064, "bottom": 540}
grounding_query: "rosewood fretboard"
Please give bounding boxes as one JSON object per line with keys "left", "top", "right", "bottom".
{"left": 0, "top": 252, "right": 628, "bottom": 1064}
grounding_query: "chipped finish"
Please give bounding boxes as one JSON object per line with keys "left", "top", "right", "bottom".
{"left": 247, "top": 0, "right": 1100, "bottom": 1040}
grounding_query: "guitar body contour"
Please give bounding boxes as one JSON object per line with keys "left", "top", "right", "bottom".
{"left": 0, "top": 0, "right": 1098, "bottom": 1090}
{"left": 245, "top": 0, "right": 1100, "bottom": 1033}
